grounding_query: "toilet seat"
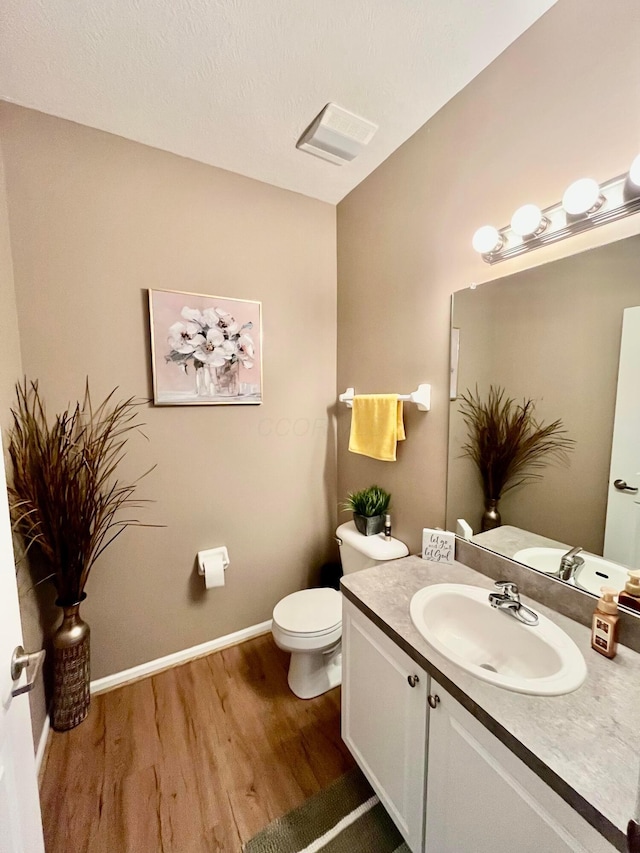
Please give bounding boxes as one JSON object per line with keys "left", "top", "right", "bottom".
{"left": 275, "top": 623, "right": 340, "bottom": 640}
{"left": 272, "top": 588, "right": 341, "bottom": 637}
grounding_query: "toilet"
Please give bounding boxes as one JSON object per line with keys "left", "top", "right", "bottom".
{"left": 271, "top": 521, "right": 409, "bottom": 699}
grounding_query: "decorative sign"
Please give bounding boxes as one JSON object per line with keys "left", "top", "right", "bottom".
{"left": 421, "top": 528, "right": 455, "bottom": 565}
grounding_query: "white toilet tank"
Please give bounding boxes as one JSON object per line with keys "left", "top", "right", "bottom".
{"left": 336, "top": 521, "right": 409, "bottom": 574}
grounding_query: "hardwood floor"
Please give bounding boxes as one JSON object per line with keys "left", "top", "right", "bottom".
{"left": 39, "top": 634, "right": 355, "bottom": 852}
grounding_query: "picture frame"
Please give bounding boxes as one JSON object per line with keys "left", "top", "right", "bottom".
{"left": 148, "top": 288, "right": 263, "bottom": 405}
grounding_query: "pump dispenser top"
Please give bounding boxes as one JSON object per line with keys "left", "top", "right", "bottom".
{"left": 597, "top": 588, "right": 618, "bottom": 614}
{"left": 626, "top": 570, "right": 640, "bottom": 594}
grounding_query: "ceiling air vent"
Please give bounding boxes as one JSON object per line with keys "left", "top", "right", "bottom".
{"left": 296, "top": 103, "right": 378, "bottom": 166}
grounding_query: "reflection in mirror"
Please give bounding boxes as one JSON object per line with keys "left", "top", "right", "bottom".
{"left": 446, "top": 234, "right": 640, "bottom": 606}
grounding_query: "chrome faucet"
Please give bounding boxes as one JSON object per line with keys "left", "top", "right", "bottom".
{"left": 488, "top": 581, "right": 539, "bottom": 626}
{"left": 557, "top": 546, "right": 584, "bottom": 581}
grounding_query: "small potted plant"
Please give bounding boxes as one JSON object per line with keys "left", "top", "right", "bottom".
{"left": 342, "top": 485, "right": 391, "bottom": 536}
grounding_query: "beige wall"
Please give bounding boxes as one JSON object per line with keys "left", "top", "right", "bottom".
{"left": 0, "top": 147, "right": 20, "bottom": 424}
{"left": 0, "top": 103, "right": 337, "bottom": 680}
{"left": 337, "top": 0, "right": 640, "bottom": 555}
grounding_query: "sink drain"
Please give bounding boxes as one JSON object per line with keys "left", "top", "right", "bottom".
{"left": 480, "top": 663, "right": 498, "bottom": 673}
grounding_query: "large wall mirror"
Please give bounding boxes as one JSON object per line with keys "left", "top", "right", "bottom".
{"left": 446, "top": 234, "right": 640, "bottom": 610}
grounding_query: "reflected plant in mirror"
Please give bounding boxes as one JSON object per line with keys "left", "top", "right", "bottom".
{"left": 458, "top": 386, "right": 574, "bottom": 532}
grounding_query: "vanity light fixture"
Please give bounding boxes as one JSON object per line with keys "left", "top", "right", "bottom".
{"left": 473, "top": 154, "right": 640, "bottom": 264}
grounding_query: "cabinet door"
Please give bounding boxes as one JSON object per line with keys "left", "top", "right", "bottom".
{"left": 425, "top": 682, "right": 614, "bottom": 853}
{"left": 342, "top": 599, "right": 427, "bottom": 853}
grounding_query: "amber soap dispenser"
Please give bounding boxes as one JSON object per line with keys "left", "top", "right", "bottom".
{"left": 618, "top": 570, "right": 640, "bottom": 613}
{"left": 591, "top": 587, "right": 619, "bottom": 659}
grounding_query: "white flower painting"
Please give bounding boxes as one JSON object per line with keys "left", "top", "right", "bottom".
{"left": 148, "top": 289, "right": 262, "bottom": 405}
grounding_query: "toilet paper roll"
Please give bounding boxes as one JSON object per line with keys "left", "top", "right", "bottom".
{"left": 198, "top": 549, "right": 226, "bottom": 589}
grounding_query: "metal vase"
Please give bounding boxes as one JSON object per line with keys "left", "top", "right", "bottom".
{"left": 353, "top": 513, "right": 385, "bottom": 536}
{"left": 481, "top": 498, "right": 502, "bottom": 532}
{"left": 52, "top": 593, "right": 90, "bottom": 731}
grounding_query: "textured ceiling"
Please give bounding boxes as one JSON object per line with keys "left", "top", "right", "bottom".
{"left": 1, "top": 0, "right": 557, "bottom": 204}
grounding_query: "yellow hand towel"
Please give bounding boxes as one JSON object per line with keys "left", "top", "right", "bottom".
{"left": 348, "top": 395, "right": 406, "bottom": 462}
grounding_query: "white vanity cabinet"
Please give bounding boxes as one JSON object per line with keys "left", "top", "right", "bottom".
{"left": 425, "top": 681, "right": 615, "bottom": 853}
{"left": 342, "top": 599, "right": 617, "bottom": 853}
{"left": 341, "top": 598, "right": 427, "bottom": 853}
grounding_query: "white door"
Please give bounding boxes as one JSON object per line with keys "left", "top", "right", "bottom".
{"left": 604, "top": 306, "right": 640, "bottom": 569}
{"left": 425, "top": 682, "right": 614, "bottom": 853}
{"left": 0, "top": 437, "right": 45, "bottom": 853}
{"left": 342, "top": 599, "right": 427, "bottom": 853}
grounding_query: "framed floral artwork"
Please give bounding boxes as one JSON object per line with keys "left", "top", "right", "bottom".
{"left": 148, "top": 289, "right": 262, "bottom": 405}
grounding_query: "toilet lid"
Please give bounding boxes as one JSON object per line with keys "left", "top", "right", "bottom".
{"left": 273, "top": 588, "right": 341, "bottom": 635}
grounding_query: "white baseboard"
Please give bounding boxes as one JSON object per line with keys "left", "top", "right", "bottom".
{"left": 35, "top": 713, "right": 50, "bottom": 775}
{"left": 90, "top": 619, "right": 273, "bottom": 696}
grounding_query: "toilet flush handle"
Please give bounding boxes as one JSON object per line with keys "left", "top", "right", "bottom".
{"left": 335, "top": 536, "right": 343, "bottom": 547}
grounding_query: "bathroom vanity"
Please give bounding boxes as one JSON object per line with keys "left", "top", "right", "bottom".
{"left": 341, "top": 555, "right": 640, "bottom": 853}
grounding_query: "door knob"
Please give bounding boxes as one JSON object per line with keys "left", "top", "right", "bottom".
{"left": 10, "top": 645, "right": 46, "bottom": 697}
{"left": 428, "top": 694, "right": 440, "bottom": 709}
{"left": 614, "top": 479, "right": 638, "bottom": 493}
{"left": 407, "top": 674, "right": 420, "bottom": 688}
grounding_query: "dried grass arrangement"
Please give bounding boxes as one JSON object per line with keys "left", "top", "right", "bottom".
{"left": 8, "top": 379, "right": 154, "bottom": 605}
{"left": 458, "top": 385, "right": 574, "bottom": 508}
{"left": 8, "top": 379, "right": 157, "bottom": 730}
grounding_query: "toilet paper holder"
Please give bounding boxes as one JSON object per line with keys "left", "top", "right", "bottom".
{"left": 197, "top": 546, "right": 230, "bottom": 577}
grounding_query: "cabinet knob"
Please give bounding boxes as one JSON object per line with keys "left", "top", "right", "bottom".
{"left": 428, "top": 693, "right": 440, "bottom": 709}
{"left": 407, "top": 674, "right": 420, "bottom": 688}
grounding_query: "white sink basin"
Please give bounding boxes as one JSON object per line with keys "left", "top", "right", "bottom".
{"left": 409, "top": 584, "right": 587, "bottom": 696}
{"left": 513, "top": 547, "right": 628, "bottom": 596}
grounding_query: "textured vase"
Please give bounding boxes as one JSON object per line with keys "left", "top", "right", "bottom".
{"left": 353, "top": 513, "right": 385, "bottom": 536}
{"left": 481, "top": 498, "right": 502, "bottom": 532}
{"left": 212, "top": 359, "right": 240, "bottom": 397}
{"left": 52, "top": 594, "right": 90, "bottom": 731}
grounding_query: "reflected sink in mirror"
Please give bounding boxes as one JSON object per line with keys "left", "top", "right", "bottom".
{"left": 513, "top": 547, "right": 629, "bottom": 596}
{"left": 410, "top": 584, "right": 587, "bottom": 696}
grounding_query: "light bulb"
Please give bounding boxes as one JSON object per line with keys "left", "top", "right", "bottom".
{"left": 472, "top": 225, "right": 503, "bottom": 255}
{"left": 510, "top": 204, "right": 547, "bottom": 238}
{"left": 562, "top": 178, "right": 604, "bottom": 216}
{"left": 624, "top": 153, "right": 640, "bottom": 201}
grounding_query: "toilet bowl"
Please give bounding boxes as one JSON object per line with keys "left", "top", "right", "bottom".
{"left": 272, "top": 521, "right": 408, "bottom": 699}
{"left": 272, "top": 588, "right": 343, "bottom": 699}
